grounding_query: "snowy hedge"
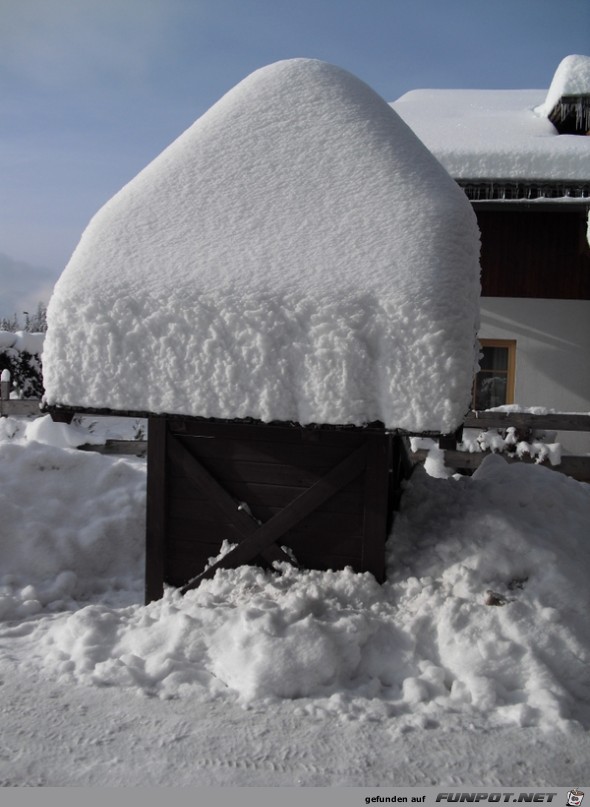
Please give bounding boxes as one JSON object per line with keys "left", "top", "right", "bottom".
{"left": 0, "top": 330, "right": 45, "bottom": 399}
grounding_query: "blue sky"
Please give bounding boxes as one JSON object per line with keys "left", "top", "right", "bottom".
{"left": 1, "top": 0, "right": 589, "bottom": 316}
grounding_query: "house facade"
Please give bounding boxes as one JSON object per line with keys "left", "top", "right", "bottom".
{"left": 392, "top": 55, "right": 590, "bottom": 452}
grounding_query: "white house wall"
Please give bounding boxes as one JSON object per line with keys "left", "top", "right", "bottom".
{"left": 478, "top": 297, "right": 590, "bottom": 454}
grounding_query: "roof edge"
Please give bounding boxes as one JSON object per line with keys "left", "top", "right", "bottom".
{"left": 458, "top": 179, "right": 590, "bottom": 202}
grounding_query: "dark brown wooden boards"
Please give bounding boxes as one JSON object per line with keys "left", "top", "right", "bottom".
{"left": 476, "top": 208, "right": 590, "bottom": 300}
{"left": 145, "top": 417, "right": 398, "bottom": 602}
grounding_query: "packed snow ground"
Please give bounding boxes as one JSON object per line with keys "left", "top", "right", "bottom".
{"left": 1, "top": 415, "right": 589, "bottom": 786}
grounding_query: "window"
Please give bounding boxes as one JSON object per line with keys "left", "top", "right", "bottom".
{"left": 472, "top": 339, "right": 516, "bottom": 410}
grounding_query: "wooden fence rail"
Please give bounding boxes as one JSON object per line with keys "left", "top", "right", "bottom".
{"left": 78, "top": 440, "right": 148, "bottom": 458}
{"left": 0, "top": 375, "right": 42, "bottom": 416}
{"left": 408, "top": 410, "right": 590, "bottom": 483}
{"left": 2, "top": 391, "right": 589, "bottom": 482}
{"left": 463, "top": 411, "right": 590, "bottom": 432}
{"left": 77, "top": 412, "right": 590, "bottom": 482}
{"left": 408, "top": 446, "right": 590, "bottom": 481}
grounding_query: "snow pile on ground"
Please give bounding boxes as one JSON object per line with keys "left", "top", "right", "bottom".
{"left": 43, "top": 58, "right": 480, "bottom": 434}
{"left": 0, "top": 425, "right": 145, "bottom": 616}
{"left": 392, "top": 55, "right": 590, "bottom": 181}
{"left": 2, "top": 420, "right": 589, "bottom": 733}
{"left": 23, "top": 413, "right": 101, "bottom": 449}
{"left": 24, "top": 412, "right": 146, "bottom": 448}
{"left": 0, "top": 412, "right": 146, "bottom": 445}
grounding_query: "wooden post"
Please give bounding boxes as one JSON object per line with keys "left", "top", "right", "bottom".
{"left": 50, "top": 409, "right": 75, "bottom": 424}
{"left": 145, "top": 416, "right": 167, "bottom": 603}
{"left": 0, "top": 370, "right": 10, "bottom": 401}
{"left": 360, "top": 431, "right": 389, "bottom": 583}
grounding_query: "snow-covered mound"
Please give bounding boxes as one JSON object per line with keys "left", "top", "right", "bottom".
{"left": 43, "top": 58, "right": 480, "bottom": 433}
{"left": 2, "top": 422, "right": 588, "bottom": 731}
{"left": 0, "top": 431, "right": 145, "bottom": 615}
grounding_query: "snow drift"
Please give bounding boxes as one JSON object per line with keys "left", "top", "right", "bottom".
{"left": 2, "top": 419, "right": 589, "bottom": 731}
{"left": 43, "top": 58, "right": 480, "bottom": 433}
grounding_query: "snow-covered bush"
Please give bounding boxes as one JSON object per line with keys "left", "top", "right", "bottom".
{"left": 0, "top": 330, "right": 45, "bottom": 399}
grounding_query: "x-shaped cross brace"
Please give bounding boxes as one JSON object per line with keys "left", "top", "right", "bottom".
{"left": 167, "top": 434, "right": 368, "bottom": 593}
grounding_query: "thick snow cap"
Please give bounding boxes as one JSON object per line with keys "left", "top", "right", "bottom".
{"left": 540, "top": 54, "right": 590, "bottom": 116}
{"left": 44, "top": 59, "right": 481, "bottom": 432}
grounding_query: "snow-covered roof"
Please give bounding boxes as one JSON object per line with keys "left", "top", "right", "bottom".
{"left": 392, "top": 57, "right": 590, "bottom": 186}
{"left": 44, "top": 58, "right": 481, "bottom": 433}
{"left": 540, "top": 54, "right": 590, "bottom": 116}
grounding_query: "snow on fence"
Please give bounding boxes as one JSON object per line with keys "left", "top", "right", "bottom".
{"left": 3, "top": 397, "right": 589, "bottom": 482}
{"left": 77, "top": 438, "right": 148, "bottom": 458}
{"left": 0, "top": 371, "right": 42, "bottom": 417}
{"left": 408, "top": 411, "right": 590, "bottom": 482}
{"left": 72, "top": 411, "right": 590, "bottom": 483}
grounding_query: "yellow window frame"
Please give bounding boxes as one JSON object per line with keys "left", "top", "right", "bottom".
{"left": 472, "top": 338, "right": 516, "bottom": 410}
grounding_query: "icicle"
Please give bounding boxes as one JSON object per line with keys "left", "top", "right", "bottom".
{"left": 459, "top": 180, "right": 590, "bottom": 202}
{"left": 549, "top": 95, "right": 590, "bottom": 134}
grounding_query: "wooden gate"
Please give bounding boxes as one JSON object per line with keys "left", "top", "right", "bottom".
{"left": 145, "top": 417, "right": 399, "bottom": 602}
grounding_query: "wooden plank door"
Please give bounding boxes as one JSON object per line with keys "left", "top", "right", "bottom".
{"left": 145, "top": 417, "right": 392, "bottom": 602}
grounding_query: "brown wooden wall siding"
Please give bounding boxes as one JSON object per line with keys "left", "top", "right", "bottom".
{"left": 146, "top": 417, "right": 397, "bottom": 601}
{"left": 476, "top": 208, "right": 590, "bottom": 299}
